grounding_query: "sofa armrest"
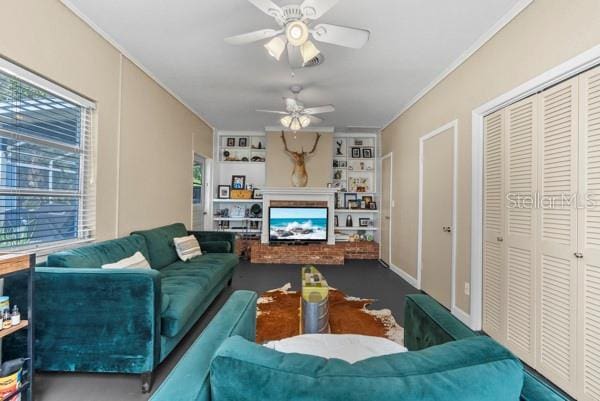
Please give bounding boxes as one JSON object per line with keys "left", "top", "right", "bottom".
{"left": 404, "top": 294, "right": 476, "bottom": 351}
{"left": 34, "top": 267, "right": 161, "bottom": 374}
{"left": 188, "top": 231, "right": 237, "bottom": 254}
{"left": 150, "top": 290, "right": 257, "bottom": 401}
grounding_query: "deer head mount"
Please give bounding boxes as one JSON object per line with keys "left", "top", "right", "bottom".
{"left": 281, "top": 131, "right": 321, "bottom": 187}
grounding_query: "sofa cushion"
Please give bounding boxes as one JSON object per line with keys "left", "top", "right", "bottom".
{"left": 159, "top": 254, "right": 238, "bottom": 337}
{"left": 47, "top": 236, "right": 150, "bottom": 269}
{"left": 131, "top": 223, "right": 188, "bottom": 269}
{"left": 200, "top": 241, "right": 232, "bottom": 254}
{"left": 211, "top": 336, "right": 523, "bottom": 401}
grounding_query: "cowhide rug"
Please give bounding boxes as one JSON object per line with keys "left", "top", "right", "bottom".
{"left": 256, "top": 283, "right": 404, "bottom": 345}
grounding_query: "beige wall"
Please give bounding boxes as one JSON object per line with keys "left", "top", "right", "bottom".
{"left": 382, "top": 0, "right": 600, "bottom": 313}
{"left": 0, "top": 0, "right": 213, "bottom": 240}
{"left": 266, "top": 131, "right": 333, "bottom": 187}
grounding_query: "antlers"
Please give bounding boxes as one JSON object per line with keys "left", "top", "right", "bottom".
{"left": 280, "top": 131, "right": 321, "bottom": 155}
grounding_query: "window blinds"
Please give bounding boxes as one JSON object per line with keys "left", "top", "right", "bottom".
{"left": 0, "top": 63, "right": 96, "bottom": 250}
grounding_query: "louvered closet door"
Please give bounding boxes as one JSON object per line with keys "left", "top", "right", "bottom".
{"left": 504, "top": 96, "right": 537, "bottom": 366}
{"left": 537, "top": 77, "right": 579, "bottom": 396}
{"left": 483, "top": 110, "right": 506, "bottom": 341}
{"left": 578, "top": 65, "right": 600, "bottom": 401}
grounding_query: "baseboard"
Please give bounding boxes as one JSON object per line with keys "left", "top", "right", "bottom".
{"left": 388, "top": 263, "right": 419, "bottom": 288}
{"left": 451, "top": 305, "right": 472, "bottom": 328}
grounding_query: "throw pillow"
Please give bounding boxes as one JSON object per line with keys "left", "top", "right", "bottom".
{"left": 101, "top": 251, "right": 151, "bottom": 269}
{"left": 263, "top": 334, "right": 406, "bottom": 363}
{"left": 173, "top": 235, "right": 202, "bottom": 261}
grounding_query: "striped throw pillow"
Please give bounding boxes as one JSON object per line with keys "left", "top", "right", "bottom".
{"left": 101, "top": 251, "right": 151, "bottom": 269}
{"left": 173, "top": 235, "right": 202, "bottom": 261}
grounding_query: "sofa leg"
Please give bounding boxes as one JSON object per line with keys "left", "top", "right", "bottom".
{"left": 227, "top": 277, "right": 233, "bottom": 287}
{"left": 141, "top": 372, "right": 153, "bottom": 393}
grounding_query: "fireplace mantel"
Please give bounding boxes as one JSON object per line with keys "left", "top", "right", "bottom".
{"left": 260, "top": 187, "right": 338, "bottom": 245}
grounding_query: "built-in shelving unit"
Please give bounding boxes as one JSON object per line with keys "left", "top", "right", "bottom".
{"left": 332, "top": 133, "right": 379, "bottom": 242}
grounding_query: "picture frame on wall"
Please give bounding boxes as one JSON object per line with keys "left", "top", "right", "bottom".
{"left": 218, "top": 185, "right": 230, "bottom": 199}
{"left": 344, "top": 193, "right": 357, "bottom": 208}
{"left": 226, "top": 137, "right": 235, "bottom": 147}
{"left": 238, "top": 137, "right": 248, "bottom": 147}
{"left": 351, "top": 147, "right": 361, "bottom": 158}
{"left": 354, "top": 139, "right": 363, "bottom": 146}
{"left": 231, "top": 175, "right": 246, "bottom": 189}
{"left": 362, "top": 147, "right": 373, "bottom": 158}
{"left": 359, "top": 218, "right": 370, "bottom": 227}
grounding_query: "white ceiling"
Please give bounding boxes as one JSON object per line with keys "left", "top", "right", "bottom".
{"left": 64, "top": 0, "right": 523, "bottom": 131}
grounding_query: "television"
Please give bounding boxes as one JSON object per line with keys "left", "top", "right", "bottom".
{"left": 269, "top": 207, "right": 328, "bottom": 243}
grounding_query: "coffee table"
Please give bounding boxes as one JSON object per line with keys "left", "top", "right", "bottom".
{"left": 300, "top": 265, "right": 330, "bottom": 334}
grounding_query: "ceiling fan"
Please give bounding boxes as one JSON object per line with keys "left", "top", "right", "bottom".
{"left": 258, "top": 86, "right": 334, "bottom": 131}
{"left": 225, "top": 0, "right": 370, "bottom": 68}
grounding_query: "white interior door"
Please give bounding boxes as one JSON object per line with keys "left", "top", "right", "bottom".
{"left": 504, "top": 95, "right": 538, "bottom": 366}
{"left": 380, "top": 154, "right": 392, "bottom": 265}
{"left": 482, "top": 110, "right": 506, "bottom": 341}
{"left": 577, "top": 65, "right": 600, "bottom": 401}
{"left": 536, "top": 77, "right": 579, "bottom": 395}
{"left": 420, "top": 126, "right": 455, "bottom": 309}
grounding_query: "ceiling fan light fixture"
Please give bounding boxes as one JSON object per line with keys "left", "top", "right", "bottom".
{"left": 299, "top": 114, "right": 311, "bottom": 128}
{"left": 264, "top": 35, "right": 287, "bottom": 60}
{"left": 286, "top": 20, "right": 309, "bottom": 46}
{"left": 280, "top": 115, "right": 293, "bottom": 127}
{"left": 289, "top": 117, "right": 302, "bottom": 131}
{"left": 300, "top": 40, "right": 320, "bottom": 64}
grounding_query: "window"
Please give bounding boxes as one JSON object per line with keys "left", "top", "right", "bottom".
{"left": 0, "top": 60, "right": 95, "bottom": 250}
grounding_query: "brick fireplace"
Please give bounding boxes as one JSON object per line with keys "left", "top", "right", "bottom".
{"left": 243, "top": 187, "right": 379, "bottom": 265}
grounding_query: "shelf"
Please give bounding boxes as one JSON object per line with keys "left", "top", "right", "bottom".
{"left": 213, "top": 217, "right": 262, "bottom": 221}
{"left": 0, "top": 320, "right": 28, "bottom": 339}
{"left": 335, "top": 227, "right": 378, "bottom": 231}
{"left": 335, "top": 209, "right": 379, "bottom": 213}
{"left": 213, "top": 199, "right": 264, "bottom": 203}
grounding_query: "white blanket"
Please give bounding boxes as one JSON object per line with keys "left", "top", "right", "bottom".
{"left": 263, "top": 334, "right": 407, "bottom": 364}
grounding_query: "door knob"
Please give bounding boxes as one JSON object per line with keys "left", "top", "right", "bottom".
{"left": 497, "top": 236, "right": 504, "bottom": 242}
{"left": 385, "top": 216, "right": 390, "bottom": 220}
{"left": 442, "top": 226, "right": 452, "bottom": 233}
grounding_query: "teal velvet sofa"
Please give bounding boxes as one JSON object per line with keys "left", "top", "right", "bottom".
{"left": 32, "top": 223, "right": 238, "bottom": 392}
{"left": 151, "top": 291, "right": 556, "bottom": 401}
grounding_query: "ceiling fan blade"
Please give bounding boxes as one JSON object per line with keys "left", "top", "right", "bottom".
{"left": 303, "top": 105, "right": 335, "bottom": 115}
{"left": 247, "top": 0, "right": 284, "bottom": 20}
{"left": 308, "top": 115, "right": 324, "bottom": 124}
{"left": 300, "top": 0, "right": 339, "bottom": 19}
{"left": 287, "top": 44, "right": 304, "bottom": 69}
{"left": 256, "top": 109, "right": 289, "bottom": 114}
{"left": 225, "top": 29, "right": 282, "bottom": 45}
{"left": 311, "top": 24, "right": 370, "bottom": 49}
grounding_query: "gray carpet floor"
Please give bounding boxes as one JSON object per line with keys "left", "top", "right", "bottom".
{"left": 33, "top": 260, "right": 419, "bottom": 401}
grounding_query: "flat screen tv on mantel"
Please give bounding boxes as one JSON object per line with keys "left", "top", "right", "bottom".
{"left": 269, "top": 207, "right": 328, "bottom": 243}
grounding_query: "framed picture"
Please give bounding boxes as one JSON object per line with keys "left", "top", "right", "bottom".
{"left": 362, "top": 195, "right": 374, "bottom": 205}
{"left": 359, "top": 218, "right": 370, "bottom": 227}
{"left": 218, "top": 185, "right": 230, "bottom": 199}
{"left": 369, "top": 201, "right": 378, "bottom": 210}
{"left": 226, "top": 137, "right": 235, "bottom": 147}
{"left": 351, "top": 147, "right": 361, "bottom": 158}
{"left": 231, "top": 175, "right": 246, "bottom": 189}
{"left": 252, "top": 189, "right": 263, "bottom": 199}
{"left": 339, "top": 160, "right": 347, "bottom": 167}
{"left": 348, "top": 200, "right": 361, "bottom": 209}
{"left": 335, "top": 138, "right": 346, "bottom": 157}
{"left": 362, "top": 147, "right": 373, "bottom": 158}
{"left": 344, "top": 193, "right": 357, "bottom": 208}
{"left": 354, "top": 139, "right": 363, "bottom": 146}
{"left": 238, "top": 137, "right": 248, "bottom": 147}
{"left": 360, "top": 201, "right": 366, "bottom": 209}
